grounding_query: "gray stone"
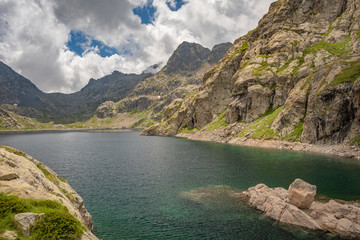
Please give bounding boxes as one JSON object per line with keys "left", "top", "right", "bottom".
{"left": 14, "top": 212, "right": 44, "bottom": 237}
{"left": 0, "top": 231, "right": 19, "bottom": 240}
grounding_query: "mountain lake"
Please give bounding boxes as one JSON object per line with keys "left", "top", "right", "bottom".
{"left": 0, "top": 131, "right": 359, "bottom": 239}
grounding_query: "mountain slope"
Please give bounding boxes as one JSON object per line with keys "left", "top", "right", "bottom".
{"left": 0, "top": 62, "right": 59, "bottom": 118}
{"left": 0, "top": 62, "right": 151, "bottom": 123}
{"left": 145, "top": 0, "right": 360, "bottom": 145}
{"left": 95, "top": 41, "right": 231, "bottom": 124}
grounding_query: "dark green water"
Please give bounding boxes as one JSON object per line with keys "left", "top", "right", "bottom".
{"left": 0, "top": 131, "right": 359, "bottom": 239}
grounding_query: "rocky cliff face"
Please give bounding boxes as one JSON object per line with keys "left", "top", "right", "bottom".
{"left": 146, "top": 0, "right": 360, "bottom": 145}
{"left": 0, "top": 146, "right": 98, "bottom": 239}
{"left": 95, "top": 42, "right": 231, "bottom": 126}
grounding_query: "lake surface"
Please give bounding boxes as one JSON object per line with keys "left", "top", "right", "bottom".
{"left": 0, "top": 131, "right": 359, "bottom": 239}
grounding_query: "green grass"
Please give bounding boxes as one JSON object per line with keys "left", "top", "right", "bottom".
{"left": 0, "top": 193, "right": 85, "bottom": 239}
{"left": 239, "top": 106, "right": 284, "bottom": 139}
{"left": 58, "top": 176, "right": 67, "bottom": 183}
{"left": 129, "top": 109, "right": 139, "bottom": 115}
{"left": 304, "top": 36, "right": 352, "bottom": 57}
{"left": 276, "top": 60, "right": 293, "bottom": 74}
{"left": 60, "top": 188, "right": 75, "bottom": 202}
{"left": 284, "top": 121, "right": 304, "bottom": 142}
{"left": 179, "top": 126, "right": 198, "bottom": 134}
{"left": 35, "top": 163, "right": 75, "bottom": 202}
{"left": 240, "top": 42, "right": 249, "bottom": 52}
{"left": 0, "top": 194, "right": 29, "bottom": 218}
{"left": 36, "top": 163, "right": 57, "bottom": 185}
{"left": 205, "top": 111, "right": 229, "bottom": 132}
{"left": 131, "top": 117, "right": 157, "bottom": 128}
{"left": 351, "top": 136, "right": 360, "bottom": 146}
{"left": 322, "top": 23, "right": 333, "bottom": 37}
{"left": 290, "top": 36, "right": 353, "bottom": 77}
{"left": 253, "top": 61, "right": 273, "bottom": 77}
{"left": 228, "top": 41, "right": 249, "bottom": 61}
{"left": 0, "top": 146, "right": 26, "bottom": 157}
{"left": 155, "top": 111, "right": 163, "bottom": 119}
{"left": 330, "top": 59, "right": 360, "bottom": 86}
{"left": 131, "top": 118, "right": 147, "bottom": 128}
{"left": 355, "top": 28, "right": 360, "bottom": 39}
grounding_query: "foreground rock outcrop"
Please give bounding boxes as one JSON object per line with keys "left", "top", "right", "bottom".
{"left": 145, "top": 0, "right": 360, "bottom": 146}
{"left": 246, "top": 179, "right": 360, "bottom": 239}
{"left": 181, "top": 179, "right": 360, "bottom": 239}
{"left": 0, "top": 145, "right": 98, "bottom": 240}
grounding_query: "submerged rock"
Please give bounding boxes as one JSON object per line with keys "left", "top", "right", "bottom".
{"left": 180, "top": 185, "right": 246, "bottom": 205}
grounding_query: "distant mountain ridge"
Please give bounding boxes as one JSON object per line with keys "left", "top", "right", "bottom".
{"left": 0, "top": 41, "right": 231, "bottom": 124}
{"left": 0, "top": 61, "right": 151, "bottom": 122}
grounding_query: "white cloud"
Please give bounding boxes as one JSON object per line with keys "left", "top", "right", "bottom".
{"left": 0, "top": 0, "right": 274, "bottom": 93}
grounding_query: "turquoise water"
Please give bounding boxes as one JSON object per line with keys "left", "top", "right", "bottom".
{"left": 0, "top": 131, "right": 359, "bottom": 239}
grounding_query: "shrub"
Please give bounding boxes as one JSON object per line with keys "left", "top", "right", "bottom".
{"left": 0, "top": 193, "right": 29, "bottom": 218}
{"left": 31, "top": 210, "right": 85, "bottom": 240}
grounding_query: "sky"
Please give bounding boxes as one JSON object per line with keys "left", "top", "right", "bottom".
{"left": 0, "top": 0, "right": 274, "bottom": 93}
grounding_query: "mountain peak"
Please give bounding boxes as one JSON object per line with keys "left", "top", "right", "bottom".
{"left": 163, "top": 41, "right": 232, "bottom": 76}
{"left": 163, "top": 42, "right": 211, "bottom": 75}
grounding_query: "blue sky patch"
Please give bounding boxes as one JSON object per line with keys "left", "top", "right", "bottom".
{"left": 132, "top": 0, "right": 157, "bottom": 25}
{"left": 67, "top": 30, "right": 119, "bottom": 57}
{"left": 166, "top": 0, "right": 187, "bottom": 11}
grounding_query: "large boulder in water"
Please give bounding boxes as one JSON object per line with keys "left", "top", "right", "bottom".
{"left": 288, "top": 178, "right": 316, "bottom": 209}
{"left": 246, "top": 183, "right": 321, "bottom": 230}
{"left": 244, "top": 179, "right": 360, "bottom": 238}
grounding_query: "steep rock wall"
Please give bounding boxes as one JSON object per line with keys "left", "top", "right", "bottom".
{"left": 147, "top": 0, "right": 360, "bottom": 144}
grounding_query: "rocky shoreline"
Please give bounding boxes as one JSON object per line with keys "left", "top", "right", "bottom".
{"left": 176, "top": 131, "right": 360, "bottom": 160}
{"left": 0, "top": 145, "right": 98, "bottom": 240}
